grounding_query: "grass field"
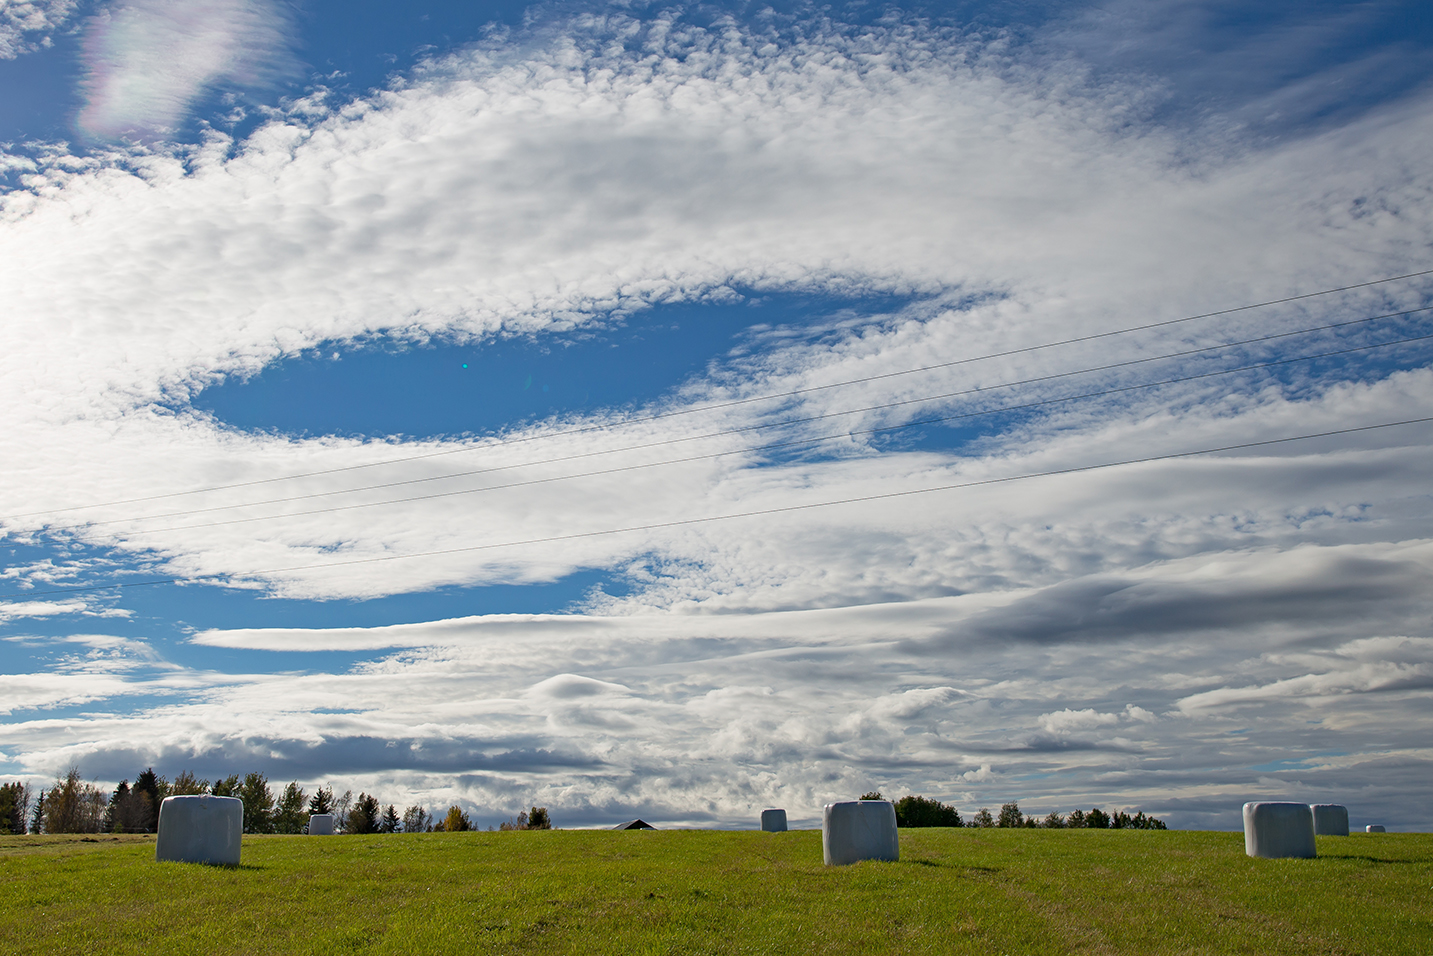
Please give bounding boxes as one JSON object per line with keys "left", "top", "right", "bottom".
{"left": 1, "top": 828, "right": 1428, "bottom": 954}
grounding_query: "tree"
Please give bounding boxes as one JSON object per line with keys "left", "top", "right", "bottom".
{"left": 238, "top": 772, "right": 275, "bottom": 834}
{"left": 527, "top": 807, "right": 551, "bottom": 830}
{"left": 211, "top": 774, "right": 241, "bottom": 797}
{"left": 347, "top": 793, "right": 381, "bottom": 834}
{"left": 131, "top": 768, "right": 166, "bottom": 831}
{"left": 858, "top": 791, "right": 884, "bottom": 801}
{"left": 333, "top": 790, "right": 353, "bottom": 832}
{"left": 273, "top": 782, "right": 308, "bottom": 835}
{"left": 893, "top": 795, "right": 961, "bottom": 828}
{"left": 997, "top": 802, "right": 1024, "bottom": 828}
{"left": 42, "top": 767, "right": 105, "bottom": 833}
{"left": 30, "top": 790, "right": 45, "bottom": 833}
{"left": 308, "top": 786, "right": 335, "bottom": 816}
{"left": 169, "top": 771, "right": 209, "bottom": 796}
{"left": 1066, "top": 809, "right": 1087, "bottom": 828}
{"left": 0, "top": 782, "right": 30, "bottom": 834}
{"left": 401, "top": 806, "right": 432, "bottom": 833}
{"left": 379, "top": 805, "right": 401, "bottom": 834}
{"left": 1042, "top": 811, "right": 1065, "bottom": 828}
{"left": 970, "top": 808, "right": 995, "bottom": 828}
{"left": 441, "top": 806, "right": 472, "bottom": 832}
{"left": 1085, "top": 807, "right": 1110, "bottom": 829}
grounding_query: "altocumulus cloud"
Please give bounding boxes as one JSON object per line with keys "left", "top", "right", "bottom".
{"left": 0, "top": 9, "right": 1431, "bottom": 829}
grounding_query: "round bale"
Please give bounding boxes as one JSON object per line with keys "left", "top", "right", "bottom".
{"left": 155, "top": 795, "right": 243, "bottom": 866}
{"left": 1310, "top": 804, "right": 1349, "bottom": 836}
{"left": 1243, "top": 801, "right": 1316, "bottom": 859}
{"left": 822, "top": 800, "right": 899, "bottom": 866}
{"left": 308, "top": 813, "right": 336, "bottom": 835}
{"left": 761, "top": 808, "right": 788, "bottom": 832}
{"left": 1366, "top": 824, "right": 1386, "bottom": 833}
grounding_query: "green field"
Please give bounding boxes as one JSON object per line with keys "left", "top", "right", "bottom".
{"left": 1, "top": 829, "right": 1427, "bottom": 954}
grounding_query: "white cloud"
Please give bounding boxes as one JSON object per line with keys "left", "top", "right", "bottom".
{"left": 0, "top": 0, "right": 76, "bottom": 58}
{"left": 0, "top": 13, "right": 1431, "bottom": 828}
{"left": 77, "top": 0, "right": 298, "bottom": 139}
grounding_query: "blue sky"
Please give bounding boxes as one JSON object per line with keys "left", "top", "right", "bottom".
{"left": 1, "top": 0, "right": 1432, "bottom": 831}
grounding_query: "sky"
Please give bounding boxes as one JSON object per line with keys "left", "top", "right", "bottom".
{"left": 1, "top": 0, "right": 1431, "bottom": 832}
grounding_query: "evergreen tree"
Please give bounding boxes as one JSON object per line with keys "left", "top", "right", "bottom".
{"left": 30, "top": 790, "right": 45, "bottom": 833}
{"left": 527, "top": 807, "right": 551, "bottom": 830}
{"left": 1085, "top": 807, "right": 1110, "bottom": 829}
{"left": 345, "top": 793, "right": 381, "bottom": 834}
{"left": 272, "top": 782, "right": 308, "bottom": 834}
{"left": 238, "top": 772, "right": 275, "bottom": 834}
{"left": 104, "top": 781, "right": 131, "bottom": 832}
{"left": 307, "top": 786, "right": 335, "bottom": 816}
{"left": 131, "top": 768, "right": 164, "bottom": 831}
{"left": 379, "top": 804, "right": 401, "bottom": 834}
{"left": 1042, "top": 811, "right": 1065, "bottom": 828}
{"left": 0, "top": 782, "right": 29, "bottom": 834}
{"left": 1066, "top": 809, "right": 1087, "bottom": 828}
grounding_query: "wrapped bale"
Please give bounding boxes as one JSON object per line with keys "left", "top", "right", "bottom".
{"left": 308, "top": 813, "right": 336, "bottom": 835}
{"left": 823, "top": 800, "right": 899, "bottom": 866}
{"left": 155, "top": 795, "right": 243, "bottom": 866}
{"left": 761, "top": 808, "right": 788, "bottom": 832}
{"left": 1310, "top": 804, "right": 1349, "bottom": 836}
{"left": 1366, "top": 824, "right": 1386, "bottom": 833}
{"left": 1243, "top": 802, "right": 1316, "bottom": 859}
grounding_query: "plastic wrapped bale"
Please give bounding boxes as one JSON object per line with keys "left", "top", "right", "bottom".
{"left": 823, "top": 800, "right": 899, "bottom": 866}
{"left": 308, "top": 813, "right": 335, "bottom": 835}
{"left": 1242, "top": 802, "right": 1316, "bottom": 859}
{"left": 1310, "top": 804, "right": 1349, "bottom": 836}
{"left": 155, "top": 795, "right": 243, "bottom": 866}
{"left": 1366, "top": 824, "right": 1386, "bottom": 833}
{"left": 761, "top": 808, "right": 788, "bottom": 832}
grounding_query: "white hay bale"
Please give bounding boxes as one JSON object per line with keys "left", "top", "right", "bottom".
{"left": 155, "top": 795, "right": 243, "bottom": 866}
{"left": 823, "top": 800, "right": 899, "bottom": 866}
{"left": 1309, "top": 804, "right": 1349, "bottom": 836}
{"left": 1366, "top": 824, "right": 1386, "bottom": 833}
{"left": 761, "top": 808, "right": 788, "bottom": 832}
{"left": 308, "top": 813, "right": 335, "bottom": 835}
{"left": 1242, "top": 802, "right": 1316, "bottom": 859}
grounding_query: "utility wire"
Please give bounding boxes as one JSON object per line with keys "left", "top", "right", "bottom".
{"left": 18, "top": 304, "right": 1433, "bottom": 532}
{"left": 5, "top": 415, "right": 1431, "bottom": 601}
{"left": 6, "top": 268, "right": 1430, "bottom": 522}
{"left": 81, "top": 329, "right": 1433, "bottom": 536}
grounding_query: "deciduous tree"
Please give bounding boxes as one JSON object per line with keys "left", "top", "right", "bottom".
{"left": 273, "top": 782, "right": 308, "bottom": 834}
{"left": 402, "top": 806, "right": 432, "bottom": 833}
{"left": 527, "top": 807, "right": 551, "bottom": 830}
{"left": 441, "top": 806, "right": 471, "bottom": 832}
{"left": 893, "top": 795, "right": 961, "bottom": 828}
{"left": 238, "top": 772, "right": 275, "bottom": 834}
{"left": 970, "top": 807, "right": 995, "bottom": 828}
{"left": 0, "top": 782, "right": 29, "bottom": 834}
{"left": 997, "top": 802, "right": 1025, "bottom": 828}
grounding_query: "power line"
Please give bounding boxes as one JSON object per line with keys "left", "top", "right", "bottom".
{"left": 79, "top": 330, "right": 1433, "bottom": 536}
{"left": 5, "top": 416, "right": 1430, "bottom": 601}
{"left": 17, "top": 304, "right": 1433, "bottom": 533}
{"left": 6, "top": 268, "right": 1430, "bottom": 522}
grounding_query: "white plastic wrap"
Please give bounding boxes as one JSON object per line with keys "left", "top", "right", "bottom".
{"left": 1242, "top": 802, "right": 1316, "bottom": 859}
{"left": 1309, "top": 804, "right": 1349, "bottom": 836}
{"left": 822, "top": 800, "right": 899, "bottom": 865}
{"left": 155, "top": 795, "right": 243, "bottom": 866}
{"left": 760, "top": 808, "right": 788, "bottom": 832}
{"left": 307, "top": 813, "right": 335, "bottom": 835}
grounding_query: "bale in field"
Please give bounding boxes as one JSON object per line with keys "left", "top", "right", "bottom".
{"left": 155, "top": 795, "right": 243, "bottom": 866}
{"left": 761, "top": 808, "right": 787, "bottom": 832}
{"left": 1243, "top": 802, "right": 1316, "bottom": 859}
{"left": 308, "top": 813, "right": 335, "bottom": 835}
{"left": 1366, "top": 824, "right": 1386, "bottom": 833}
{"left": 823, "top": 800, "right": 899, "bottom": 865}
{"left": 1310, "top": 804, "right": 1349, "bottom": 836}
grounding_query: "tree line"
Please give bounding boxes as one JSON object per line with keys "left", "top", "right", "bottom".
{"left": 3, "top": 767, "right": 550, "bottom": 835}
{"left": 866, "top": 793, "right": 1168, "bottom": 829}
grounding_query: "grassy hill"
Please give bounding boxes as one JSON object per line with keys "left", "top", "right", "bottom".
{"left": 1, "top": 828, "right": 1427, "bottom": 954}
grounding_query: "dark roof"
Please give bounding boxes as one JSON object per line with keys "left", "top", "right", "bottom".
{"left": 612, "top": 819, "right": 656, "bottom": 830}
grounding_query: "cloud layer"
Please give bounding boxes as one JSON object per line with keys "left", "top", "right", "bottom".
{"left": 0, "top": 11, "right": 1431, "bottom": 827}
